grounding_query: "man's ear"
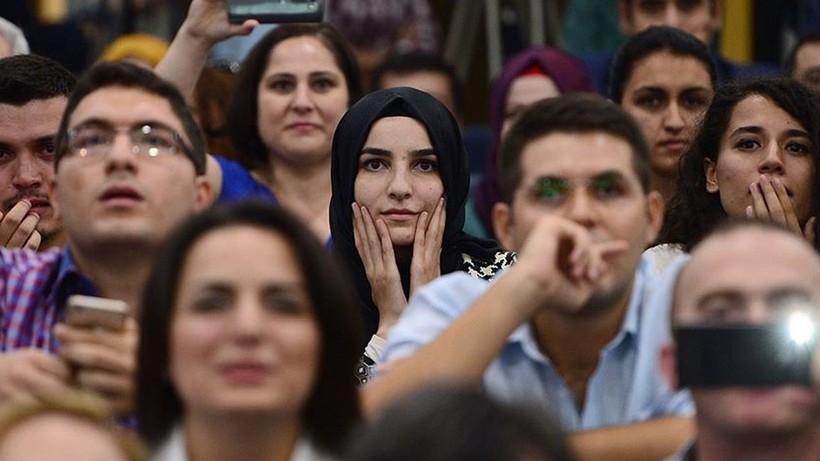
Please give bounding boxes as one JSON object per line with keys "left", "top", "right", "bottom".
{"left": 660, "top": 343, "right": 679, "bottom": 390}
{"left": 645, "top": 190, "right": 665, "bottom": 245}
{"left": 704, "top": 158, "right": 719, "bottom": 193}
{"left": 193, "top": 176, "right": 214, "bottom": 211}
{"left": 492, "top": 202, "right": 515, "bottom": 251}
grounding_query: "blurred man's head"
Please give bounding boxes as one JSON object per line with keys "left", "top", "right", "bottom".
{"left": 372, "top": 52, "right": 462, "bottom": 121}
{"left": 669, "top": 221, "right": 820, "bottom": 440}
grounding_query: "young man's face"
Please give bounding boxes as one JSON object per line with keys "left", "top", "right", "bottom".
{"left": 52, "top": 86, "right": 211, "bottom": 251}
{"left": 493, "top": 130, "right": 663, "bottom": 314}
{"left": 673, "top": 227, "right": 820, "bottom": 438}
{"left": 0, "top": 97, "right": 66, "bottom": 244}
{"left": 619, "top": 0, "right": 721, "bottom": 45}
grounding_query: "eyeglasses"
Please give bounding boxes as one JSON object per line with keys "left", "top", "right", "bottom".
{"left": 527, "top": 172, "right": 630, "bottom": 204}
{"left": 65, "top": 123, "right": 192, "bottom": 160}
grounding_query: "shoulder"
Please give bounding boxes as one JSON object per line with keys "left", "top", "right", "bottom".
{"left": 212, "top": 155, "right": 277, "bottom": 203}
{"left": 460, "top": 250, "right": 516, "bottom": 280}
{"left": 0, "top": 247, "right": 61, "bottom": 273}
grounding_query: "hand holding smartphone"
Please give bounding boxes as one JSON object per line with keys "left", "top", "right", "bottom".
{"left": 227, "top": 0, "right": 324, "bottom": 24}
{"left": 64, "top": 295, "right": 129, "bottom": 331}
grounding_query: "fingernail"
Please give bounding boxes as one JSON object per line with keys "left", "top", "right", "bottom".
{"left": 746, "top": 205, "right": 753, "bottom": 218}
{"left": 759, "top": 175, "right": 770, "bottom": 185}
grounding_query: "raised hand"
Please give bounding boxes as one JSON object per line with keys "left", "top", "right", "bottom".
{"left": 512, "top": 215, "right": 629, "bottom": 314}
{"left": 180, "top": 0, "right": 258, "bottom": 43}
{"left": 0, "top": 200, "right": 42, "bottom": 250}
{"left": 53, "top": 318, "right": 139, "bottom": 416}
{"left": 746, "top": 175, "right": 816, "bottom": 243}
{"left": 410, "top": 197, "right": 445, "bottom": 294}
{"left": 352, "top": 203, "right": 408, "bottom": 336}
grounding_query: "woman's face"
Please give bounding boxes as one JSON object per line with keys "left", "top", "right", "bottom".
{"left": 257, "top": 35, "right": 349, "bottom": 165}
{"left": 353, "top": 116, "right": 444, "bottom": 247}
{"left": 501, "top": 74, "right": 560, "bottom": 139}
{"left": 170, "top": 226, "right": 321, "bottom": 417}
{"left": 621, "top": 51, "right": 713, "bottom": 182}
{"left": 705, "top": 95, "right": 816, "bottom": 222}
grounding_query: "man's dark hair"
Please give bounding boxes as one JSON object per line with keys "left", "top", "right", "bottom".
{"left": 498, "top": 93, "right": 651, "bottom": 204}
{"left": 784, "top": 29, "right": 820, "bottom": 76}
{"left": 54, "top": 61, "right": 206, "bottom": 175}
{"left": 345, "top": 385, "right": 576, "bottom": 461}
{"left": 0, "top": 54, "right": 76, "bottom": 106}
{"left": 371, "top": 51, "right": 462, "bottom": 116}
{"left": 609, "top": 26, "right": 717, "bottom": 103}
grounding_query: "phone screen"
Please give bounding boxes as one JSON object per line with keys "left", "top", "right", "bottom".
{"left": 227, "top": 0, "right": 324, "bottom": 23}
{"left": 675, "top": 324, "right": 816, "bottom": 388}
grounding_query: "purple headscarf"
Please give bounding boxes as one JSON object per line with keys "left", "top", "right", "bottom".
{"left": 473, "top": 47, "right": 594, "bottom": 237}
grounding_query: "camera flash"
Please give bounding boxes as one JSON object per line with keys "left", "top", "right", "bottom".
{"left": 787, "top": 312, "right": 815, "bottom": 346}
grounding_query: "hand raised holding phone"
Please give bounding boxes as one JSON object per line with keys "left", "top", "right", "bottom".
{"left": 54, "top": 295, "right": 138, "bottom": 416}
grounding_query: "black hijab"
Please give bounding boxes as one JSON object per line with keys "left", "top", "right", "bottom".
{"left": 330, "top": 87, "right": 503, "bottom": 342}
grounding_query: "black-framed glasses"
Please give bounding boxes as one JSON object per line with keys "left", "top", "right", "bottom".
{"left": 65, "top": 123, "right": 192, "bottom": 160}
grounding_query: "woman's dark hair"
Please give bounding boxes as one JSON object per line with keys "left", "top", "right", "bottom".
{"left": 344, "top": 385, "right": 577, "bottom": 461}
{"left": 225, "top": 23, "right": 361, "bottom": 171}
{"left": 658, "top": 78, "right": 820, "bottom": 251}
{"left": 609, "top": 25, "right": 717, "bottom": 104}
{"left": 136, "top": 201, "right": 362, "bottom": 454}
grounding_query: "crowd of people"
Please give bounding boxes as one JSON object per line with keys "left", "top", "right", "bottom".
{"left": 0, "top": 1, "right": 819, "bottom": 461}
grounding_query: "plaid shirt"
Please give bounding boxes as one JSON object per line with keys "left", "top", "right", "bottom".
{"left": 0, "top": 247, "right": 98, "bottom": 352}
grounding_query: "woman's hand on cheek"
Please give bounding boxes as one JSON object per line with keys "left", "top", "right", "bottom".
{"left": 410, "top": 197, "right": 445, "bottom": 295}
{"left": 352, "top": 203, "right": 408, "bottom": 336}
{"left": 747, "top": 176, "right": 816, "bottom": 243}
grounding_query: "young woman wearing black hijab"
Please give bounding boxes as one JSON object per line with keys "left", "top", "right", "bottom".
{"left": 329, "top": 87, "right": 514, "bottom": 384}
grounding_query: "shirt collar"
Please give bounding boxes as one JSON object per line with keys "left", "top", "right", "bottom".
{"left": 53, "top": 247, "right": 99, "bottom": 310}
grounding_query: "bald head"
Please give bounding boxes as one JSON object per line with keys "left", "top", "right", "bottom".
{"left": 674, "top": 222, "right": 820, "bottom": 325}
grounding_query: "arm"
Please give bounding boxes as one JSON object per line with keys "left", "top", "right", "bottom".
{"left": 154, "top": 0, "right": 257, "bottom": 101}
{"left": 569, "top": 416, "right": 694, "bottom": 461}
{"left": 362, "top": 215, "right": 627, "bottom": 414}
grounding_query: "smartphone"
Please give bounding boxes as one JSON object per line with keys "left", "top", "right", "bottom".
{"left": 64, "top": 295, "right": 129, "bottom": 331}
{"left": 675, "top": 324, "right": 816, "bottom": 388}
{"left": 227, "top": 0, "right": 324, "bottom": 24}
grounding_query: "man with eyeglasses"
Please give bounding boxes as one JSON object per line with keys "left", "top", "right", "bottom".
{"left": 368, "top": 94, "right": 692, "bottom": 461}
{"left": 0, "top": 62, "right": 212, "bottom": 417}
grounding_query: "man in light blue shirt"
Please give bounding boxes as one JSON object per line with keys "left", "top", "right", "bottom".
{"left": 366, "top": 94, "right": 692, "bottom": 461}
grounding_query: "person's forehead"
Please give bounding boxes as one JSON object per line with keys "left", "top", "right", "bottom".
{"left": 69, "top": 86, "right": 184, "bottom": 133}
{"left": 795, "top": 42, "right": 820, "bottom": 69}
{"left": 678, "top": 229, "right": 820, "bottom": 305}
{"left": 626, "top": 52, "right": 712, "bottom": 90}
{"left": 0, "top": 97, "right": 66, "bottom": 141}
{"left": 518, "top": 131, "right": 639, "bottom": 182}
{"left": 630, "top": 0, "right": 712, "bottom": 13}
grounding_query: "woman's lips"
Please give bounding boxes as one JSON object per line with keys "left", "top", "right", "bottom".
{"left": 221, "top": 363, "right": 271, "bottom": 384}
{"left": 382, "top": 209, "right": 417, "bottom": 222}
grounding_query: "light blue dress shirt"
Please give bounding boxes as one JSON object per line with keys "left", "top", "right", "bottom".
{"left": 381, "top": 251, "right": 693, "bottom": 431}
